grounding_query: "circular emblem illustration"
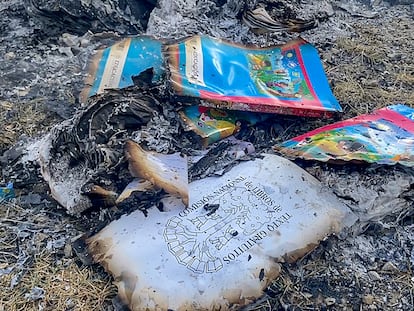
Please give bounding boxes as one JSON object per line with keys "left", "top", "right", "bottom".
{"left": 163, "top": 179, "right": 282, "bottom": 273}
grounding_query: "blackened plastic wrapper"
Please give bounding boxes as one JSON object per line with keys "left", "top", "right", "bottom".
{"left": 167, "top": 36, "right": 341, "bottom": 117}
{"left": 275, "top": 104, "right": 414, "bottom": 166}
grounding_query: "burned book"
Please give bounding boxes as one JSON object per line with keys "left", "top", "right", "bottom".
{"left": 86, "top": 154, "right": 356, "bottom": 311}
{"left": 81, "top": 35, "right": 341, "bottom": 118}
{"left": 275, "top": 104, "right": 414, "bottom": 166}
{"left": 80, "top": 36, "right": 165, "bottom": 102}
{"left": 179, "top": 106, "right": 271, "bottom": 147}
{"left": 37, "top": 86, "right": 183, "bottom": 215}
{"left": 167, "top": 35, "right": 341, "bottom": 117}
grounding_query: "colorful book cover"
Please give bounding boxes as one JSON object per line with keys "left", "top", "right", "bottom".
{"left": 80, "top": 36, "right": 164, "bottom": 102}
{"left": 275, "top": 105, "right": 414, "bottom": 166}
{"left": 179, "top": 105, "right": 270, "bottom": 146}
{"left": 167, "top": 36, "right": 341, "bottom": 117}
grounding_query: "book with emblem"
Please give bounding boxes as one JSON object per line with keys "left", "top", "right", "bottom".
{"left": 86, "top": 154, "right": 356, "bottom": 311}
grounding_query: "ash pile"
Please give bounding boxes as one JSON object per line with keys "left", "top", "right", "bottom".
{"left": 1, "top": 0, "right": 414, "bottom": 310}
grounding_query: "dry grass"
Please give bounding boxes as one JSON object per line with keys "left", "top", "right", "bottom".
{"left": 325, "top": 18, "right": 414, "bottom": 118}
{"left": 0, "top": 250, "right": 117, "bottom": 311}
{"left": 0, "top": 99, "right": 56, "bottom": 153}
{"left": 259, "top": 253, "right": 414, "bottom": 311}
{"left": 0, "top": 201, "right": 117, "bottom": 311}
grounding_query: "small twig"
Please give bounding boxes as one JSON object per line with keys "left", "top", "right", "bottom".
{"left": 0, "top": 251, "right": 18, "bottom": 259}
{"left": 1, "top": 218, "right": 41, "bottom": 226}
